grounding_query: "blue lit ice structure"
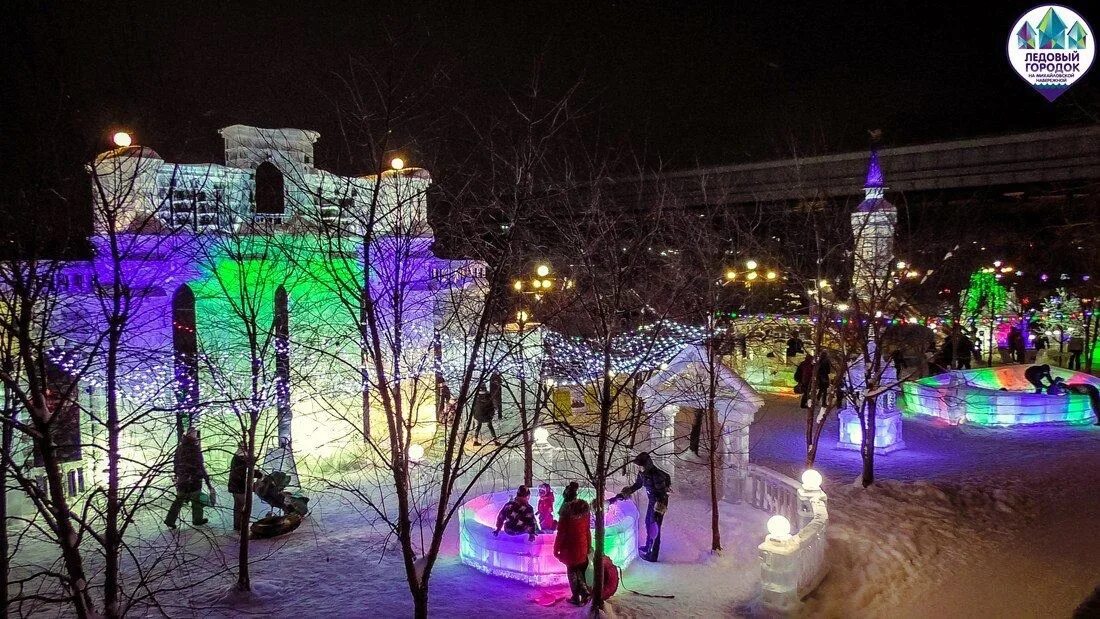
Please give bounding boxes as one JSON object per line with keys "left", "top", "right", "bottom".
{"left": 901, "top": 367, "right": 1100, "bottom": 426}
{"left": 458, "top": 487, "right": 638, "bottom": 586}
{"left": 837, "top": 407, "right": 906, "bottom": 454}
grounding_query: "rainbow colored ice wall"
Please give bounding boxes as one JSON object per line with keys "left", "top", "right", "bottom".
{"left": 901, "top": 367, "right": 1099, "bottom": 426}
{"left": 459, "top": 488, "right": 638, "bottom": 586}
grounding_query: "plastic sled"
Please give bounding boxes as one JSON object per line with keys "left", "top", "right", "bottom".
{"left": 250, "top": 512, "right": 303, "bottom": 539}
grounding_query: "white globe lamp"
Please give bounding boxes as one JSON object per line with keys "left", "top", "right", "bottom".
{"left": 766, "top": 515, "right": 792, "bottom": 541}
{"left": 533, "top": 426, "right": 550, "bottom": 445}
{"left": 408, "top": 443, "right": 425, "bottom": 463}
{"left": 112, "top": 131, "right": 132, "bottom": 147}
{"left": 801, "top": 469, "right": 823, "bottom": 492}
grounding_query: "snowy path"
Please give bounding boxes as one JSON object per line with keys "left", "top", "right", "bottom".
{"left": 752, "top": 395, "right": 1100, "bottom": 618}
{"left": 16, "top": 394, "right": 1100, "bottom": 617}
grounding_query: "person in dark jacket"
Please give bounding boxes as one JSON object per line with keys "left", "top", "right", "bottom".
{"left": 489, "top": 372, "right": 504, "bottom": 420}
{"left": 795, "top": 354, "right": 814, "bottom": 408}
{"left": 494, "top": 485, "right": 539, "bottom": 540}
{"left": 228, "top": 442, "right": 254, "bottom": 532}
{"left": 785, "top": 333, "right": 805, "bottom": 360}
{"left": 1007, "top": 327, "right": 1026, "bottom": 363}
{"left": 1025, "top": 364, "right": 1054, "bottom": 394}
{"left": 165, "top": 427, "right": 212, "bottom": 529}
{"left": 815, "top": 354, "right": 833, "bottom": 407}
{"left": 554, "top": 481, "right": 591, "bottom": 605}
{"left": 1068, "top": 336, "right": 1085, "bottom": 370}
{"left": 954, "top": 333, "right": 974, "bottom": 369}
{"left": 609, "top": 452, "right": 671, "bottom": 562}
{"left": 1065, "top": 382, "right": 1100, "bottom": 425}
{"left": 472, "top": 386, "right": 499, "bottom": 446}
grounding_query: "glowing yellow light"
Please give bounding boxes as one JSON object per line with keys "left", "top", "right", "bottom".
{"left": 541, "top": 279, "right": 553, "bottom": 290}
{"left": 837, "top": 303, "right": 849, "bottom": 312}
{"left": 896, "top": 261, "right": 907, "bottom": 270}
{"left": 747, "top": 271, "right": 759, "bottom": 281}
{"left": 516, "top": 310, "right": 530, "bottom": 323}
{"left": 531, "top": 279, "right": 542, "bottom": 289}
{"left": 390, "top": 157, "right": 405, "bottom": 170}
{"left": 725, "top": 270, "right": 737, "bottom": 280}
{"left": 112, "top": 132, "right": 132, "bottom": 147}
{"left": 766, "top": 271, "right": 778, "bottom": 280}
{"left": 536, "top": 264, "right": 550, "bottom": 277}
{"left": 746, "top": 260, "right": 759, "bottom": 270}
{"left": 818, "top": 280, "right": 829, "bottom": 288}
{"left": 513, "top": 280, "right": 523, "bottom": 291}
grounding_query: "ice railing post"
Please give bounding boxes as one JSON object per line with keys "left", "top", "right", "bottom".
{"left": 752, "top": 465, "right": 829, "bottom": 613}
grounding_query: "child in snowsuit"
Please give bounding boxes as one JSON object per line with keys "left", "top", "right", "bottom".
{"left": 537, "top": 483, "right": 557, "bottom": 531}
{"left": 494, "top": 485, "right": 539, "bottom": 540}
{"left": 554, "top": 482, "right": 591, "bottom": 605}
{"left": 610, "top": 452, "right": 671, "bottom": 562}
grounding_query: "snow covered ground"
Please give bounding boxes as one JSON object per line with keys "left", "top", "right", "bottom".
{"left": 753, "top": 396, "right": 1100, "bottom": 618}
{"left": 11, "top": 394, "right": 1100, "bottom": 617}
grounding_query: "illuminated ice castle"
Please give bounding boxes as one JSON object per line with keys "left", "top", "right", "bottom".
{"left": 37, "top": 126, "right": 484, "bottom": 501}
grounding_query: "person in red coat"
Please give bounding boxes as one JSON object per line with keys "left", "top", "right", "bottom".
{"left": 536, "top": 483, "right": 557, "bottom": 531}
{"left": 554, "top": 482, "right": 592, "bottom": 605}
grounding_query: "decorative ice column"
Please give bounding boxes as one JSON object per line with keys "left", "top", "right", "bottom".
{"left": 838, "top": 148, "right": 905, "bottom": 454}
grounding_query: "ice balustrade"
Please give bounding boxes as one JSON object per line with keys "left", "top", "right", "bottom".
{"left": 749, "top": 464, "right": 829, "bottom": 613}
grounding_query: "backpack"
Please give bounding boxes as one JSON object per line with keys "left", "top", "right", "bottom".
{"left": 600, "top": 555, "right": 619, "bottom": 600}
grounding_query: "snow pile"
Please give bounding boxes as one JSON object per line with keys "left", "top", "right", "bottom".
{"left": 806, "top": 477, "right": 1034, "bottom": 616}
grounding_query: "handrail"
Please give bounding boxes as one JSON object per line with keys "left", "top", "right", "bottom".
{"left": 749, "top": 464, "right": 830, "bottom": 613}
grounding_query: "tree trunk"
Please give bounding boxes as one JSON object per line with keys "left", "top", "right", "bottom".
{"left": 520, "top": 376, "right": 532, "bottom": 487}
{"left": 1, "top": 384, "right": 11, "bottom": 615}
{"left": 104, "top": 322, "right": 123, "bottom": 617}
{"left": 707, "top": 409, "right": 721, "bottom": 551}
{"left": 590, "top": 369, "right": 613, "bottom": 613}
{"left": 706, "top": 343, "right": 721, "bottom": 552}
{"left": 860, "top": 397, "right": 877, "bottom": 487}
{"left": 39, "top": 433, "right": 96, "bottom": 616}
{"left": 412, "top": 585, "right": 429, "bottom": 619}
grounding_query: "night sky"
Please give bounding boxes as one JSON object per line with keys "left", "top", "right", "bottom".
{"left": 4, "top": 0, "right": 1097, "bottom": 187}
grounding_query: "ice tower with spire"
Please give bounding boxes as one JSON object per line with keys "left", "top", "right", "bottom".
{"left": 837, "top": 147, "right": 906, "bottom": 455}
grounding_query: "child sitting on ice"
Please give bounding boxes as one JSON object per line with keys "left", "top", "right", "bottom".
{"left": 493, "top": 485, "right": 540, "bottom": 541}
{"left": 537, "top": 483, "right": 557, "bottom": 531}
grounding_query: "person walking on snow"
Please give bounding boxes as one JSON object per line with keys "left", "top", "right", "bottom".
{"left": 493, "top": 485, "right": 540, "bottom": 540}
{"left": 609, "top": 451, "right": 671, "bottom": 562}
{"left": 490, "top": 372, "right": 504, "bottom": 420}
{"left": 795, "top": 354, "right": 814, "bottom": 408}
{"left": 165, "top": 426, "right": 213, "bottom": 529}
{"left": 554, "top": 482, "right": 592, "bottom": 605}
{"left": 1068, "top": 335, "right": 1085, "bottom": 370}
{"left": 472, "top": 385, "right": 499, "bottom": 446}
{"left": 228, "top": 442, "right": 253, "bottom": 532}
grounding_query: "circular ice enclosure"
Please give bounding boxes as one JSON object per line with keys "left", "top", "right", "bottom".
{"left": 458, "top": 487, "right": 639, "bottom": 586}
{"left": 901, "top": 367, "right": 1100, "bottom": 426}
